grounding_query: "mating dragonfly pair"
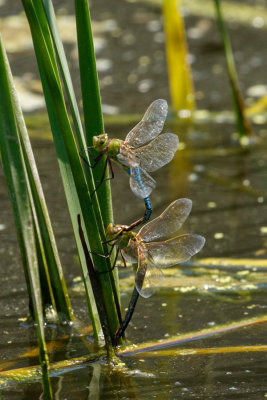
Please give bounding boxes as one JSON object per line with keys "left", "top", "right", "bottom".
{"left": 83, "top": 99, "right": 205, "bottom": 343}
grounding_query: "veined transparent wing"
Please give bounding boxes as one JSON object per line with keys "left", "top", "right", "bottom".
{"left": 130, "top": 167, "right": 156, "bottom": 199}
{"left": 135, "top": 247, "right": 164, "bottom": 298}
{"left": 138, "top": 198, "right": 192, "bottom": 242}
{"left": 125, "top": 99, "right": 168, "bottom": 148}
{"left": 121, "top": 239, "right": 138, "bottom": 264}
{"left": 132, "top": 133, "right": 179, "bottom": 172}
{"left": 145, "top": 234, "right": 205, "bottom": 267}
{"left": 117, "top": 144, "right": 139, "bottom": 168}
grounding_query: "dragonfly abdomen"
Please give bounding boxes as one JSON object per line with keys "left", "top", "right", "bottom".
{"left": 144, "top": 197, "right": 152, "bottom": 221}
{"left": 132, "top": 167, "right": 152, "bottom": 221}
{"left": 115, "top": 287, "right": 140, "bottom": 344}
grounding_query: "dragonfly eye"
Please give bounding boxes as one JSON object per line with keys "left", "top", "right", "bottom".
{"left": 106, "top": 223, "right": 114, "bottom": 235}
{"left": 106, "top": 223, "right": 119, "bottom": 239}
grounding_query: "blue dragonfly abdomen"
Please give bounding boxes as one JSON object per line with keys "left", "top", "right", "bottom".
{"left": 130, "top": 167, "right": 152, "bottom": 221}
{"left": 125, "top": 167, "right": 153, "bottom": 221}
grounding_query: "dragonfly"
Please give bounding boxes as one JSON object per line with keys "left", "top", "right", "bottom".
{"left": 83, "top": 99, "right": 179, "bottom": 226}
{"left": 103, "top": 198, "right": 205, "bottom": 343}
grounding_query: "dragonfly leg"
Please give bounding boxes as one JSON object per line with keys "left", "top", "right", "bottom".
{"left": 90, "top": 243, "right": 116, "bottom": 259}
{"left": 97, "top": 247, "right": 120, "bottom": 274}
{"left": 97, "top": 158, "right": 115, "bottom": 182}
{"left": 80, "top": 149, "right": 104, "bottom": 168}
{"left": 121, "top": 251, "right": 127, "bottom": 268}
{"left": 107, "top": 158, "right": 115, "bottom": 181}
{"left": 94, "top": 157, "right": 115, "bottom": 186}
{"left": 115, "top": 287, "right": 140, "bottom": 344}
{"left": 102, "top": 237, "right": 118, "bottom": 245}
{"left": 91, "top": 157, "right": 109, "bottom": 197}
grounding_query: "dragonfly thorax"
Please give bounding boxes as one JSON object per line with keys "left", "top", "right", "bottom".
{"left": 107, "top": 139, "right": 123, "bottom": 158}
{"left": 118, "top": 231, "right": 136, "bottom": 249}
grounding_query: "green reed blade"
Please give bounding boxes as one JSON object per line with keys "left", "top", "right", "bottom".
{"left": 22, "top": 0, "right": 101, "bottom": 336}
{"left": 77, "top": 215, "right": 114, "bottom": 356}
{"left": 213, "top": 0, "right": 252, "bottom": 139}
{"left": 22, "top": 0, "right": 120, "bottom": 343}
{"left": 74, "top": 0, "right": 114, "bottom": 228}
{"left": 75, "top": 0, "right": 121, "bottom": 325}
{"left": 41, "top": 0, "right": 85, "bottom": 150}
{"left": 18, "top": 109, "right": 74, "bottom": 323}
{"left": 41, "top": 0, "right": 121, "bottom": 330}
{"left": 40, "top": 0, "right": 113, "bottom": 248}
{"left": 0, "top": 35, "right": 55, "bottom": 318}
{"left": 3, "top": 34, "right": 74, "bottom": 322}
{"left": 39, "top": 0, "right": 119, "bottom": 291}
{"left": 0, "top": 35, "right": 52, "bottom": 399}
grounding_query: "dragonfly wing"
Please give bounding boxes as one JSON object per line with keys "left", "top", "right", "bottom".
{"left": 121, "top": 239, "right": 138, "bottom": 264}
{"left": 130, "top": 167, "right": 156, "bottom": 199}
{"left": 132, "top": 133, "right": 179, "bottom": 172}
{"left": 117, "top": 146, "right": 139, "bottom": 168}
{"left": 135, "top": 247, "right": 164, "bottom": 298}
{"left": 145, "top": 234, "right": 205, "bottom": 267}
{"left": 125, "top": 99, "right": 168, "bottom": 148}
{"left": 139, "top": 198, "right": 192, "bottom": 242}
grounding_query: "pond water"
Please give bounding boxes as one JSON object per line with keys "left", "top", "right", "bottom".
{"left": 1, "top": 0, "right": 267, "bottom": 398}
{"left": 0, "top": 118, "right": 267, "bottom": 399}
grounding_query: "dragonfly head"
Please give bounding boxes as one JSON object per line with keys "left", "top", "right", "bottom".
{"left": 106, "top": 223, "right": 120, "bottom": 240}
{"left": 93, "top": 133, "right": 108, "bottom": 152}
{"left": 106, "top": 223, "right": 135, "bottom": 247}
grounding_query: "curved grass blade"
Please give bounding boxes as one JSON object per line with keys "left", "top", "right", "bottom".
{"left": 7, "top": 49, "right": 74, "bottom": 323}
{"left": 41, "top": 0, "right": 114, "bottom": 235}
{"left": 23, "top": 0, "right": 102, "bottom": 335}
{"left": 117, "top": 313, "right": 267, "bottom": 356}
{"left": 0, "top": 322, "right": 94, "bottom": 373}
{"left": 41, "top": 0, "right": 85, "bottom": 151}
{"left": 78, "top": 215, "right": 114, "bottom": 357}
{"left": 75, "top": 0, "right": 121, "bottom": 325}
{"left": 1, "top": 316, "right": 267, "bottom": 386}
{"left": 0, "top": 351, "right": 106, "bottom": 387}
{"left": 129, "top": 345, "right": 267, "bottom": 357}
{"left": 39, "top": 0, "right": 120, "bottom": 321}
{"left": 0, "top": 35, "right": 52, "bottom": 399}
{"left": 22, "top": 0, "right": 120, "bottom": 342}
{"left": 0, "top": 37, "right": 57, "bottom": 316}
{"left": 75, "top": 0, "right": 114, "bottom": 228}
